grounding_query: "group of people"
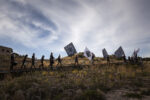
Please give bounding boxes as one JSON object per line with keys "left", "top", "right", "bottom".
{"left": 128, "top": 56, "right": 143, "bottom": 64}
{"left": 105, "top": 55, "right": 127, "bottom": 64}
{"left": 10, "top": 53, "right": 79, "bottom": 71}
{"left": 106, "top": 55, "right": 142, "bottom": 64}
{"left": 10, "top": 52, "right": 142, "bottom": 71}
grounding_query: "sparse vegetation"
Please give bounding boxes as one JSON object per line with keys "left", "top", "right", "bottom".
{"left": 123, "top": 92, "right": 143, "bottom": 99}
{"left": 0, "top": 55, "right": 150, "bottom": 100}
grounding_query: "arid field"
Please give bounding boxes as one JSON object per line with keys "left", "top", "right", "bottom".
{"left": 0, "top": 54, "right": 150, "bottom": 100}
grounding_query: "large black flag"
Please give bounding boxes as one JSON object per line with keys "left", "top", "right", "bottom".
{"left": 64, "top": 42, "right": 77, "bottom": 56}
{"left": 114, "top": 46, "right": 125, "bottom": 58}
{"left": 102, "top": 48, "right": 108, "bottom": 59}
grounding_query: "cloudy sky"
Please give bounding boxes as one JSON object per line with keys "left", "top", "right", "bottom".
{"left": 0, "top": 0, "right": 150, "bottom": 58}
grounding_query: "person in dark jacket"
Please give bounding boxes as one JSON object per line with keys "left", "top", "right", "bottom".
{"left": 31, "top": 53, "right": 35, "bottom": 69}
{"left": 21, "top": 54, "right": 28, "bottom": 69}
{"left": 50, "top": 52, "right": 54, "bottom": 69}
{"left": 107, "top": 56, "right": 110, "bottom": 64}
{"left": 75, "top": 55, "right": 79, "bottom": 66}
{"left": 123, "top": 55, "right": 127, "bottom": 63}
{"left": 128, "top": 56, "right": 131, "bottom": 63}
{"left": 39, "top": 55, "right": 44, "bottom": 69}
{"left": 91, "top": 53, "right": 95, "bottom": 65}
{"left": 57, "top": 54, "right": 62, "bottom": 67}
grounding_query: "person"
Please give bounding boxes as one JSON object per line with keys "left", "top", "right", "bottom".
{"left": 21, "top": 54, "right": 28, "bottom": 69}
{"left": 139, "top": 57, "right": 143, "bottom": 64}
{"left": 130, "top": 57, "right": 134, "bottom": 64}
{"left": 128, "top": 56, "right": 131, "bottom": 62}
{"left": 133, "top": 53, "right": 138, "bottom": 63}
{"left": 10, "top": 53, "right": 15, "bottom": 71}
{"left": 31, "top": 53, "right": 35, "bottom": 69}
{"left": 39, "top": 55, "right": 44, "bottom": 69}
{"left": 107, "top": 56, "right": 110, "bottom": 64}
{"left": 135, "top": 56, "right": 138, "bottom": 64}
{"left": 91, "top": 53, "right": 95, "bottom": 65}
{"left": 50, "top": 52, "right": 54, "bottom": 69}
{"left": 75, "top": 55, "right": 79, "bottom": 66}
{"left": 123, "top": 55, "right": 127, "bottom": 63}
{"left": 57, "top": 54, "right": 62, "bottom": 67}
{"left": 139, "top": 57, "right": 143, "bottom": 71}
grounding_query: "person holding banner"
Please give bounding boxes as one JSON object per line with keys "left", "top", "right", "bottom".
{"left": 123, "top": 55, "right": 127, "bottom": 63}
{"left": 75, "top": 55, "right": 79, "bottom": 66}
{"left": 107, "top": 56, "right": 110, "bottom": 64}
{"left": 84, "top": 47, "right": 95, "bottom": 65}
{"left": 132, "top": 48, "right": 140, "bottom": 64}
{"left": 91, "top": 53, "right": 95, "bottom": 65}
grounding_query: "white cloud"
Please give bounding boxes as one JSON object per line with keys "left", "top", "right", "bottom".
{"left": 0, "top": 0, "right": 150, "bottom": 57}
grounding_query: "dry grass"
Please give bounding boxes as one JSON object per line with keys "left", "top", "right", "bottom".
{"left": 0, "top": 54, "right": 150, "bottom": 100}
{"left": 0, "top": 62, "right": 149, "bottom": 100}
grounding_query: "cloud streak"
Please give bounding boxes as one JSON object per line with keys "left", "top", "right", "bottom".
{"left": 0, "top": 0, "right": 150, "bottom": 58}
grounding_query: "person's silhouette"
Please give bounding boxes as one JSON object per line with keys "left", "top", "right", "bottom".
{"left": 39, "top": 55, "right": 44, "bottom": 69}
{"left": 31, "top": 53, "right": 35, "bottom": 69}
{"left": 21, "top": 54, "right": 28, "bottom": 69}
{"left": 75, "top": 55, "right": 79, "bottom": 66}
{"left": 57, "top": 54, "right": 62, "bottom": 67}
{"left": 50, "top": 52, "right": 54, "bottom": 69}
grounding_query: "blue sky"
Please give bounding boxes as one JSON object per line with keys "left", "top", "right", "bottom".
{"left": 0, "top": 0, "right": 150, "bottom": 59}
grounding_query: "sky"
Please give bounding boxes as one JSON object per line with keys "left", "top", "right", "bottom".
{"left": 0, "top": 0, "right": 150, "bottom": 58}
